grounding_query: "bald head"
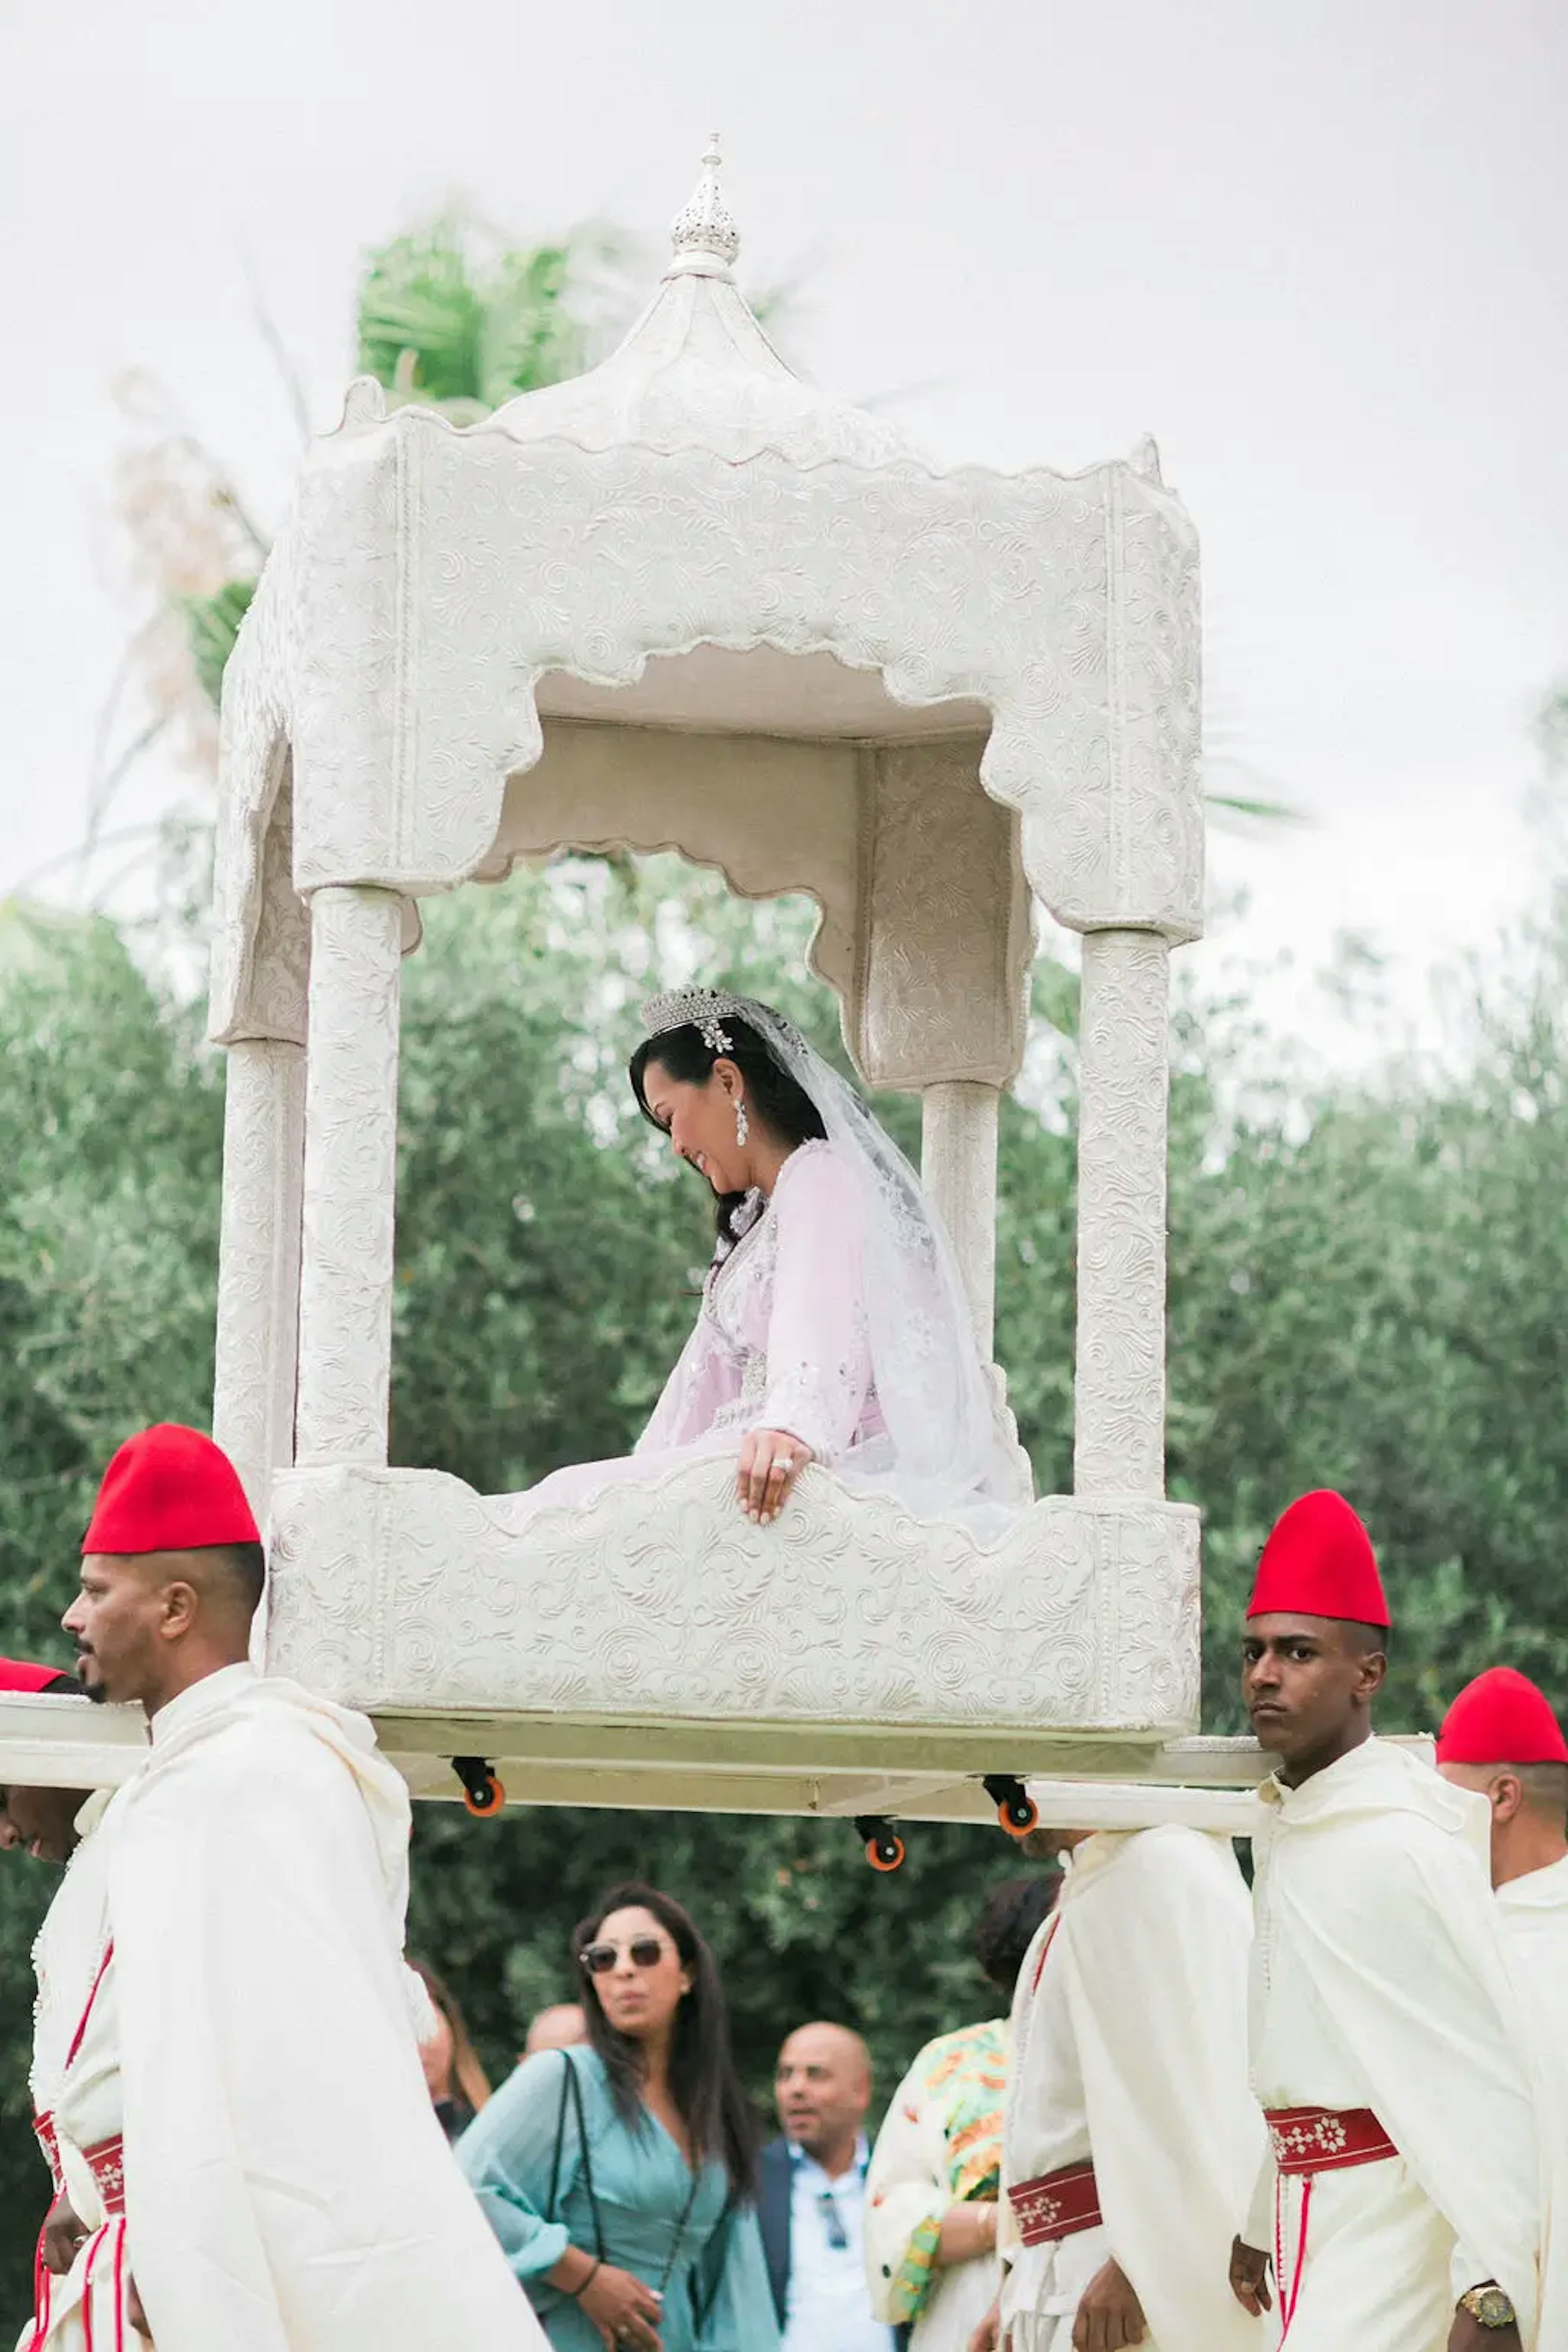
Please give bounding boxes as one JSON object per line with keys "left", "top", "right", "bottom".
{"left": 524, "top": 2003, "right": 589, "bottom": 2059}
{"left": 1438, "top": 1757, "right": 1568, "bottom": 1889}
{"left": 1440, "top": 1758, "right": 1568, "bottom": 1819}
{"left": 775, "top": 2022, "right": 871, "bottom": 2175}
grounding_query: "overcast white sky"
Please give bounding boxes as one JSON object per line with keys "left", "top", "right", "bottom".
{"left": 2, "top": 0, "right": 1564, "bottom": 1062}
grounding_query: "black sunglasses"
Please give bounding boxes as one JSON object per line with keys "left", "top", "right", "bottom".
{"left": 816, "top": 2190, "right": 849, "bottom": 2251}
{"left": 579, "top": 1934, "right": 669, "bottom": 1977}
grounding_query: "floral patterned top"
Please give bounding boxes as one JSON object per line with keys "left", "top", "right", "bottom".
{"left": 864, "top": 2019, "right": 1007, "bottom": 2336}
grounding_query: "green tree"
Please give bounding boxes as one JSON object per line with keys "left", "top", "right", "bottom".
{"left": 7, "top": 842, "right": 1568, "bottom": 2313}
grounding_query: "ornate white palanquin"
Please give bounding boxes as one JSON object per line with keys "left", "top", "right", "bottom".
{"left": 205, "top": 145, "right": 1206, "bottom": 1820}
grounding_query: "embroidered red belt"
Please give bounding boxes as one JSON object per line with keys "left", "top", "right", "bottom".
{"left": 34, "top": 2118, "right": 126, "bottom": 2214}
{"left": 82, "top": 2135, "right": 126, "bottom": 2217}
{"left": 1009, "top": 2161, "right": 1102, "bottom": 2246}
{"left": 1265, "top": 2106, "right": 1397, "bottom": 2176}
{"left": 33, "top": 2112, "right": 63, "bottom": 2199}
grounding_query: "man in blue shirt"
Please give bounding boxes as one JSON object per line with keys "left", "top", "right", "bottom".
{"left": 760, "top": 2022, "right": 898, "bottom": 2352}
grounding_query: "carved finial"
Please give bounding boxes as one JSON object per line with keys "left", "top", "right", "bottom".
{"left": 1129, "top": 433, "right": 1164, "bottom": 484}
{"left": 670, "top": 134, "right": 740, "bottom": 270}
{"left": 340, "top": 376, "right": 388, "bottom": 429}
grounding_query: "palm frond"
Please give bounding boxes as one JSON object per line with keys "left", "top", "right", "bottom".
{"left": 356, "top": 220, "right": 485, "bottom": 403}
{"left": 358, "top": 215, "right": 639, "bottom": 418}
{"left": 477, "top": 243, "right": 585, "bottom": 407}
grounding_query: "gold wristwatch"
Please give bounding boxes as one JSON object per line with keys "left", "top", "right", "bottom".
{"left": 1458, "top": 2283, "right": 1517, "bottom": 2330}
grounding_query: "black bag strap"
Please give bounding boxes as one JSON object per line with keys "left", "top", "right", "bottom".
{"left": 544, "top": 2054, "right": 571, "bottom": 2220}
{"left": 544, "top": 2049, "right": 605, "bottom": 2263}
{"left": 686, "top": 2180, "right": 740, "bottom": 2332}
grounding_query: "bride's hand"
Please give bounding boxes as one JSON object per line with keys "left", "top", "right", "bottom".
{"left": 738, "top": 1430, "right": 814, "bottom": 1523}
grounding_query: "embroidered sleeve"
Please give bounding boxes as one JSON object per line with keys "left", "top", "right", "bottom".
{"left": 635, "top": 1301, "right": 743, "bottom": 1454}
{"left": 886, "top": 2211, "right": 943, "bottom": 2323}
{"left": 755, "top": 1148, "right": 873, "bottom": 1461}
{"left": 864, "top": 2049, "right": 953, "bottom": 2325}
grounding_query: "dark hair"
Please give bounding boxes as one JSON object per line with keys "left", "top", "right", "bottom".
{"left": 630, "top": 1016, "right": 826, "bottom": 1246}
{"left": 176, "top": 1541, "right": 266, "bottom": 1614}
{"left": 408, "top": 1957, "right": 492, "bottom": 2114}
{"left": 572, "top": 1880, "right": 758, "bottom": 2198}
{"left": 220, "top": 1540, "right": 267, "bottom": 1612}
{"left": 1507, "top": 1761, "right": 1568, "bottom": 1822}
{"left": 973, "top": 1875, "right": 1059, "bottom": 1993}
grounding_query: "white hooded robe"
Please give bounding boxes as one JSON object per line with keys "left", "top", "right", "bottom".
{"left": 1000, "top": 1826, "right": 1265, "bottom": 2352}
{"left": 1247, "top": 1736, "right": 1561, "bottom": 2350}
{"left": 104, "top": 1666, "right": 546, "bottom": 2352}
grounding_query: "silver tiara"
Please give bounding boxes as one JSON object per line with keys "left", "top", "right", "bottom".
{"left": 639, "top": 987, "right": 752, "bottom": 1056}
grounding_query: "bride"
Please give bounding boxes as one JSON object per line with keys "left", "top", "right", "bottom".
{"left": 496, "top": 988, "right": 1021, "bottom": 1534}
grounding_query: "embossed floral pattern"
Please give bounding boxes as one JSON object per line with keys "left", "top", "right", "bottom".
{"left": 266, "top": 1460, "right": 1200, "bottom": 1734}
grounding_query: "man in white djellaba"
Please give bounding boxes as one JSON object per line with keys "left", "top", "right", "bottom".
{"left": 1436, "top": 1666, "right": 1568, "bottom": 2100}
{"left": 1232, "top": 1489, "right": 1561, "bottom": 2352}
{"left": 0, "top": 1657, "right": 131, "bottom": 2352}
{"left": 60, "top": 1420, "right": 548, "bottom": 2352}
{"left": 967, "top": 1818, "right": 1264, "bottom": 2352}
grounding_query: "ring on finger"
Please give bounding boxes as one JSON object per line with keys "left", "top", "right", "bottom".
{"left": 771, "top": 1455, "right": 795, "bottom": 1476}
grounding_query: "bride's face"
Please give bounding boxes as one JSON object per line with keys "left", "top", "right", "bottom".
{"left": 642, "top": 1056, "right": 748, "bottom": 1196}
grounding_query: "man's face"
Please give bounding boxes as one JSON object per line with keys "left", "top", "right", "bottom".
{"left": 63, "top": 1553, "right": 168, "bottom": 1706}
{"left": 0, "top": 1783, "right": 82, "bottom": 1864}
{"left": 1241, "top": 1613, "right": 1384, "bottom": 1771}
{"left": 774, "top": 2026, "right": 869, "bottom": 2158}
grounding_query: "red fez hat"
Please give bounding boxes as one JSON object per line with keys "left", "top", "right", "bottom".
{"left": 1247, "top": 1489, "right": 1390, "bottom": 1628}
{"left": 0, "top": 1658, "right": 74, "bottom": 1695}
{"left": 1436, "top": 1666, "right": 1568, "bottom": 1768}
{"left": 82, "top": 1423, "right": 259, "bottom": 1556}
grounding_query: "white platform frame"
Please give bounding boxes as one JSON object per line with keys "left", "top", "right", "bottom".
{"left": 202, "top": 147, "right": 1206, "bottom": 1810}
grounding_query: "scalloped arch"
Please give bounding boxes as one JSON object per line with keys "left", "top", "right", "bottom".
{"left": 212, "top": 419, "right": 1200, "bottom": 1048}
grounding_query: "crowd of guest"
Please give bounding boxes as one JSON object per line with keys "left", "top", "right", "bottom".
{"left": 406, "top": 1875, "right": 1057, "bottom": 2350}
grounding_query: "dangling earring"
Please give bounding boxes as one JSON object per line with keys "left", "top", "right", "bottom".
{"left": 734, "top": 1095, "right": 749, "bottom": 1147}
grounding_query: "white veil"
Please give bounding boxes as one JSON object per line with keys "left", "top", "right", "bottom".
{"left": 641, "top": 989, "right": 1023, "bottom": 1522}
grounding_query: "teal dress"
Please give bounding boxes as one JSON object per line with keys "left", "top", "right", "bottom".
{"left": 457, "top": 2047, "right": 781, "bottom": 2352}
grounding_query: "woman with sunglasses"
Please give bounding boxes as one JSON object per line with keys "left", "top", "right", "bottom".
{"left": 458, "top": 1882, "right": 779, "bottom": 2352}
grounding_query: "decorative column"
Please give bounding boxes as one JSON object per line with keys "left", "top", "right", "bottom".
{"left": 921, "top": 1080, "right": 1000, "bottom": 1357}
{"left": 212, "top": 1040, "right": 307, "bottom": 1518}
{"left": 294, "top": 886, "right": 404, "bottom": 1466}
{"left": 1073, "top": 930, "right": 1170, "bottom": 1498}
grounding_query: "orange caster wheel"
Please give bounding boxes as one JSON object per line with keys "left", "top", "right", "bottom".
{"left": 984, "top": 1775, "right": 1038, "bottom": 1836}
{"left": 454, "top": 1756, "right": 506, "bottom": 1816}
{"left": 855, "top": 1815, "right": 906, "bottom": 1871}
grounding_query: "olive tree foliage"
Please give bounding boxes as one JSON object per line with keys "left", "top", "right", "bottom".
{"left": 3, "top": 831, "right": 1568, "bottom": 2296}
{"left": 1169, "top": 893, "right": 1568, "bottom": 1733}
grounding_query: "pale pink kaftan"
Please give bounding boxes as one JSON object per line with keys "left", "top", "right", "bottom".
{"left": 497, "top": 1143, "right": 895, "bottom": 1529}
